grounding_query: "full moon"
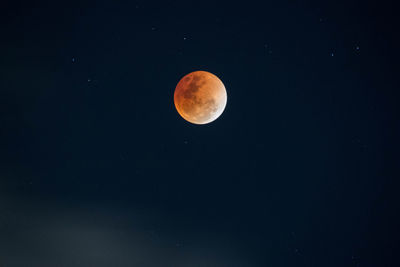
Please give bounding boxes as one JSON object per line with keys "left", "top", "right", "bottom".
{"left": 174, "top": 71, "right": 227, "bottom": 124}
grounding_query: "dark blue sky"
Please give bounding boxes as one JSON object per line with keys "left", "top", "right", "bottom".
{"left": 1, "top": 0, "right": 399, "bottom": 266}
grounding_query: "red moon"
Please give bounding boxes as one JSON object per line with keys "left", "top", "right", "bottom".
{"left": 174, "top": 71, "right": 227, "bottom": 124}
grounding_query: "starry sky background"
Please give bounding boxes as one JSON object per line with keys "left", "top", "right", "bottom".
{"left": 1, "top": 0, "right": 399, "bottom": 266}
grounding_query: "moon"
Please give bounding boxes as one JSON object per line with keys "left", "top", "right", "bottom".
{"left": 174, "top": 71, "right": 227, "bottom": 124}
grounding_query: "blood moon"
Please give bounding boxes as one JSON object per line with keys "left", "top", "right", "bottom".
{"left": 174, "top": 71, "right": 227, "bottom": 124}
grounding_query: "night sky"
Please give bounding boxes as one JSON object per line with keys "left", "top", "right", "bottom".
{"left": 1, "top": 0, "right": 399, "bottom": 266}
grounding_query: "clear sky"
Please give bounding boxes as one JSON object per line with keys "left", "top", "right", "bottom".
{"left": 1, "top": 0, "right": 399, "bottom": 266}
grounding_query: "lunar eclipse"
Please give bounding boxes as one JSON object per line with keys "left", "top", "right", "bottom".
{"left": 174, "top": 71, "right": 227, "bottom": 124}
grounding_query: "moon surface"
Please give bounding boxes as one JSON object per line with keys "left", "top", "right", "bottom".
{"left": 174, "top": 71, "right": 227, "bottom": 124}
